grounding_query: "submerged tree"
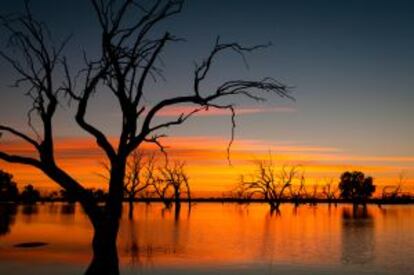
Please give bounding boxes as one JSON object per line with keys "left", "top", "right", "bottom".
{"left": 0, "top": 1, "right": 291, "bottom": 274}
{"left": 322, "top": 178, "right": 338, "bottom": 205}
{"left": 0, "top": 169, "right": 19, "bottom": 202}
{"left": 240, "top": 159, "right": 299, "bottom": 212}
{"left": 289, "top": 174, "right": 306, "bottom": 206}
{"left": 124, "top": 151, "right": 156, "bottom": 219}
{"left": 20, "top": 184, "right": 41, "bottom": 204}
{"left": 338, "top": 171, "right": 376, "bottom": 205}
{"left": 150, "top": 160, "right": 191, "bottom": 214}
{"left": 381, "top": 172, "right": 404, "bottom": 202}
{"left": 159, "top": 161, "right": 191, "bottom": 214}
{"left": 231, "top": 177, "right": 254, "bottom": 203}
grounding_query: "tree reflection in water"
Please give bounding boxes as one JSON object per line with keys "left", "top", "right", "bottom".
{"left": 341, "top": 205, "right": 375, "bottom": 265}
{"left": 60, "top": 203, "right": 76, "bottom": 215}
{"left": 22, "top": 204, "right": 38, "bottom": 216}
{"left": 0, "top": 204, "right": 17, "bottom": 236}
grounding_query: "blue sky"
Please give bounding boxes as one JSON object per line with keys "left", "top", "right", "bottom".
{"left": 0, "top": 0, "right": 413, "bottom": 167}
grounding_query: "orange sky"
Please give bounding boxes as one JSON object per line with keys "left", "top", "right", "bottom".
{"left": 0, "top": 135, "right": 413, "bottom": 196}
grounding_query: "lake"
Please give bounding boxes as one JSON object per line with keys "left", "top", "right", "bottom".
{"left": 0, "top": 202, "right": 413, "bottom": 274}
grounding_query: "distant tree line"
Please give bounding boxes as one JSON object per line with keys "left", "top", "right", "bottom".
{"left": 1, "top": 159, "right": 412, "bottom": 210}
{"left": 233, "top": 158, "right": 412, "bottom": 212}
{"left": 0, "top": 150, "right": 192, "bottom": 214}
{"left": 0, "top": 170, "right": 41, "bottom": 203}
{"left": 0, "top": 169, "right": 109, "bottom": 204}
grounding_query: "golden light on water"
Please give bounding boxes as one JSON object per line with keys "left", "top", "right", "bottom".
{"left": 1, "top": 203, "right": 414, "bottom": 274}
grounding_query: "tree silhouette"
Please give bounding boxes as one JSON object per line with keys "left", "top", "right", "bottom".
{"left": 0, "top": 1, "right": 291, "bottom": 274}
{"left": 338, "top": 171, "right": 376, "bottom": 205}
{"left": 20, "top": 184, "right": 41, "bottom": 204}
{"left": 59, "top": 188, "right": 77, "bottom": 203}
{"left": 381, "top": 172, "right": 404, "bottom": 202}
{"left": 240, "top": 160, "right": 298, "bottom": 213}
{"left": 159, "top": 160, "right": 191, "bottom": 216}
{"left": 231, "top": 179, "right": 254, "bottom": 203}
{"left": 0, "top": 170, "right": 19, "bottom": 202}
{"left": 289, "top": 174, "right": 306, "bottom": 206}
{"left": 86, "top": 188, "right": 109, "bottom": 202}
{"left": 322, "top": 178, "right": 338, "bottom": 206}
{"left": 151, "top": 173, "right": 173, "bottom": 209}
{"left": 124, "top": 151, "right": 156, "bottom": 219}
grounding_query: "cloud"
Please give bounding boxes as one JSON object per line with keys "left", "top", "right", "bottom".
{"left": 1, "top": 135, "right": 413, "bottom": 194}
{"left": 151, "top": 105, "right": 296, "bottom": 117}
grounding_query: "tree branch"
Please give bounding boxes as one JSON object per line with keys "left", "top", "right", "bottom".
{"left": 0, "top": 126, "right": 40, "bottom": 149}
{"left": 0, "top": 151, "right": 41, "bottom": 168}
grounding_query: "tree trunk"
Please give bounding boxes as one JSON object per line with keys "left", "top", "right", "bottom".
{"left": 269, "top": 200, "right": 281, "bottom": 215}
{"left": 85, "top": 161, "right": 125, "bottom": 275}
{"left": 85, "top": 219, "right": 120, "bottom": 275}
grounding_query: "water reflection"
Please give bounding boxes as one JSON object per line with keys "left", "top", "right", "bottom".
{"left": 0, "top": 204, "right": 17, "bottom": 236}
{"left": 0, "top": 203, "right": 414, "bottom": 275}
{"left": 341, "top": 205, "right": 375, "bottom": 265}
{"left": 124, "top": 219, "right": 140, "bottom": 266}
{"left": 60, "top": 203, "right": 76, "bottom": 215}
{"left": 21, "top": 204, "right": 38, "bottom": 216}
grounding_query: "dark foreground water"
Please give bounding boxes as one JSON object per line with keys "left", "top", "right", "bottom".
{"left": 0, "top": 202, "right": 413, "bottom": 274}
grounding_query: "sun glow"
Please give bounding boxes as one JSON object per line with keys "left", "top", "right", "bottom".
{"left": 1, "top": 136, "right": 413, "bottom": 196}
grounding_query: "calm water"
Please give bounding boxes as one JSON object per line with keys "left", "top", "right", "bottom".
{"left": 0, "top": 202, "right": 414, "bottom": 274}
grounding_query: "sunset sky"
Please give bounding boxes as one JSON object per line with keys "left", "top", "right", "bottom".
{"left": 0, "top": 0, "right": 413, "bottom": 195}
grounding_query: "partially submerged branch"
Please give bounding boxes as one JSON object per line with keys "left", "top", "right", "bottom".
{"left": 239, "top": 158, "right": 300, "bottom": 211}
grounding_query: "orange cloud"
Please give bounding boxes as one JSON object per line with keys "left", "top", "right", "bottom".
{"left": 153, "top": 105, "right": 296, "bottom": 117}
{"left": 1, "top": 135, "right": 413, "bottom": 195}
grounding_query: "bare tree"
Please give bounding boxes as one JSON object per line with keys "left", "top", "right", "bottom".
{"left": 303, "top": 179, "right": 319, "bottom": 206}
{"left": 151, "top": 174, "right": 173, "bottom": 208}
{"left": 160, "top": 161, "right": 191, "bottom": 213}
{"left": 322, "top": 178, "right": 338, "bottom": 205}
{"left": 381, "top": 172, "right": 404, "bottom": 202}
{"left": 150, "top": 160, "right": 191, "bottom": 216}
{"left": 289, "top": 174, "right": 307, "bottom": 206}
{"left": 124, "top": 151, "right": 156, "bottom": 219}
{"left": 240, "top": 159, "right": 298, "bottom": 212}
{"left": 0, "top": 1, "right": 291, "bottom": 274}
{"left": 231, "top": 176, "right": 255, "bottom": 203}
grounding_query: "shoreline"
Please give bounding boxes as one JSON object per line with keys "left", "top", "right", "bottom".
{"left": 2, "top": 197, "right": 414, "bottom": 205}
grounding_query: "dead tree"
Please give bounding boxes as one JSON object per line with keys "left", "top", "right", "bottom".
{"left": 381, "top": 185, "right": 402, "bottom": 200}
{"left": 241, "top": 160, "right": 298, "bottom": 212}
{"left": 159, "top": 161, "right": 191, "bottom": 215}
{"left": 322, "top": 178, "right": 338, "bottom": 205}
{"left": 231, "top": 176, "right": 254, "bottom": 203}
{"left": 381, "top": 172, "right": 405, "bottom": 202}
{"left": 151, "top": 176, "right": 173, "bottom": 208}
{"left": 308, "top": 183, "right": 319, "bottom": 206}
{"left": 124, "top": 151, "right": 156, "bottom": 219}
{"left": 150, "top": 160, "right": 191, "bottom": 213}
{"left": 289, "top": 174, "right": 307, "bottom": 206}
{"left": 0, "top": 1, "right": 291, "bottom": 274}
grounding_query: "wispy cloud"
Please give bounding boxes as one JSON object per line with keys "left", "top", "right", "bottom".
{"left": 1, "top": 135, "right": 413, "bottom": 193}
{"left": 155, "top": 105, "right": 296, "bottom": 117}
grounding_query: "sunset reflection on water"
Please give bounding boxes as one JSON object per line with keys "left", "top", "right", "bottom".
{"left": 1, "top": 203, "right": 414, "bottom": 274}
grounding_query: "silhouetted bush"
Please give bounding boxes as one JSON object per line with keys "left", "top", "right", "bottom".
{"left": 0, "top": 170, "right": 19, "bottom": 202}
{"left": 86, "top": 188, "right": 108, "bottom": 202}
{"left": 339, "top": 171, "right": 375, "bottom": 204}
{"left": 19, "top": 184, "right": 40, "bottom": 204}
{"left": 59, "top": 189, "right": 77, "bottom": 203}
